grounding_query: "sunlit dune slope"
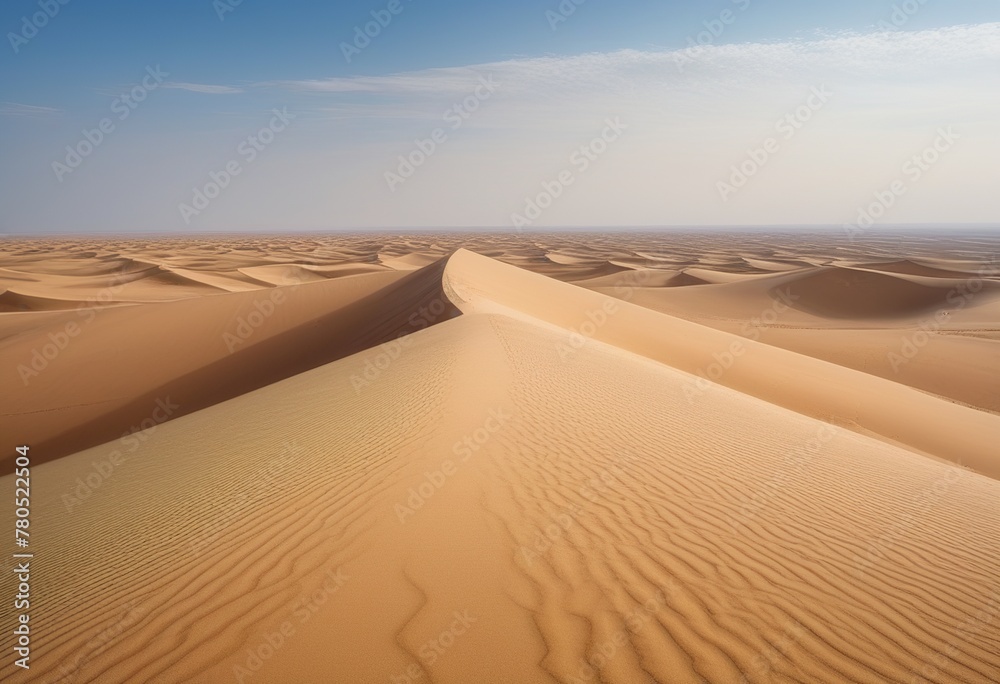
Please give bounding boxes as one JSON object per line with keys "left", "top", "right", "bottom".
{"left": 442, "top": 250, "right": 1000, "bottom": 478}
{"left": 583, "top": 262, "right": 1000, "bottom": 415}
{"left": 2, "top": 308, "right": 997, "bottom": 683}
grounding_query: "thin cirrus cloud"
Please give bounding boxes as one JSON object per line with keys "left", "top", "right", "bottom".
{"left": 223, "top": 22, "right": 1000, "bottom": 147}
{"left": 250, "top": 22, "right": 996, "bottom": 230}
{"left": 0, "top": 102, "right": 61, "bottom": 117}
{"left": 161, "top": 82, "right": 246, "bottom": 94}
{"left": 86, "top": 22, "right": 993, "bottom": 231}
{"left": 265, "top": 23, "right": 1000, "bottom": 100}
{"left": 150, "top": 24, "right": 998, "bottom": 123}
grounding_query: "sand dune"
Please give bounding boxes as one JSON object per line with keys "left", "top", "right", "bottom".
{"left": 772, "top": 268, "right": 984, "bottom": 318}
{"left": 443, "top": 249, "right": 1000, "bottom": 479}
{"left": 0, "top": 290, "right": 139, "bottom": 313}
{"left": 0, "top": 264, "right": 240, "bottom": 304}
{"left": 852, "top": 259, "right": 987, "bottom": 280}
{"left": 574, "top": 269, "right": 693, "bottom": 289}
{"left": 742, "top": 327, "right": 1000, "bottom": 415}
{"left": 379, "top": 252, "right": 445, "bottom": 271}
{"left": 578, "top": 252, "right": 1000, "bottom": 416}
{"left": 0, "top": 256, "right": 153, "bottom": 277}
{"left": 0, "top": 268, "right": 446, "bottom": 470}
{"left": 237, "top": 264, "right": 332, "bottom": 286}
{"left": 167, "top": 268, "right": 276, "bottom": 292}
{"left": 676, "top": 268, "right": 775, "bottom": 285}
{"left": 2, "top": 275, "right": 997, "bottom": 682}
{"left": 741, "top": 257, "right": 813, "bottom": 272}
{"left": 778, "top": 268, "right": 999, "bottom": 319}
{"left": 611, "top": 265, "right": 1000, "bottom": 324}
{"left": 0, "top": 233, "right": 997, "bottom": 683}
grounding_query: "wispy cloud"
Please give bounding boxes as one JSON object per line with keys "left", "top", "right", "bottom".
{"left": 251, "top": 22, "right": 1000, "bottom": 138}
{"left": 4, "top": 24, "right": 997, "bottom": 232}
{"left": 271, "top": 70, "right": 492, "bottom": 95}
{"left": 162, "top": 82, "right": 245, "bottom": 94}
{"left": 0, "top": 102, "right": 60, "bottom": 117}
{"left": 315, "top": 105, "right": 452, "bottom": 121}
{"left": 266, "top": 22, "right": 1000, "bottom": 99}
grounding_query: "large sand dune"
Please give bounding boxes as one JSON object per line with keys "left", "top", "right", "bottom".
{"left": 581, "top": 248, "right": 1000, "bottom": 417}
{"left": 0, "top": 233, "right": 997, "bottom": 683}
{"left": 443, "top": 250, "right": 1000, "bottom": 479}
{"left": 0, "top": 266, "right": 454, "bottom": 470}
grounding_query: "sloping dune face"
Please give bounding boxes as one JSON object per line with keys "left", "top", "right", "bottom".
{"left": 443, "top": 250, "right": 1000, "bottom": 480}
{"left": 575, "top": 244, "right": 1000, "bottom": 417}
{"left": 0, "top": 264, "right": 456, "bottom": 470}
{"left": 2, "top": 305, "right": 998, "bottom": 683}
{"left": 0, "top": 237, "right": 998, "bottom": 684}
{"left": 770, "top": 267, "right": 994, "bottom": 319}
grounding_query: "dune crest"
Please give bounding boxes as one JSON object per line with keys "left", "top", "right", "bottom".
{"left": 443, "top": 249, "right": 1000, "bottom": 478}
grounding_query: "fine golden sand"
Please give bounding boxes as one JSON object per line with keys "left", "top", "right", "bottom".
{"left": 0, "top": 232, "right": 998, "bottom": 683}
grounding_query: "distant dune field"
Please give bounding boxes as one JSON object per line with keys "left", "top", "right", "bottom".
{"left": 1, "top": 232, "right": 998, "bottom": 683}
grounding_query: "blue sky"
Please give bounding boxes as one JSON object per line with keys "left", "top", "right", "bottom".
{"left": 1, "top": 0, "right": 998, "bottom": 232}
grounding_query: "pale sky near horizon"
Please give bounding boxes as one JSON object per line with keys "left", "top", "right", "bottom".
{"left": 1, "top": 1, "right": 998, "bottom": 234}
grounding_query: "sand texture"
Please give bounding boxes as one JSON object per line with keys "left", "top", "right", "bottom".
{"left": 0, "top": 232, "right": 997, "bottom": 683}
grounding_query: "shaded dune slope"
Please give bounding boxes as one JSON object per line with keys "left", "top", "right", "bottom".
{"left": 851, "top": 259, "right": 987, "bottom": 279}
{"left": 0, "top": 290, "right": 140, "bottom": 313}
{"left": 769, "top": 267, "right": 998, "bottom": 319}
{"left": 0, "top": 264, "right": 455, "bottom": 471}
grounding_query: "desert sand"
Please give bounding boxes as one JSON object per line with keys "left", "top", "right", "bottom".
{"left": 0, "top": 231, "right": 998, "bottom": 683}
